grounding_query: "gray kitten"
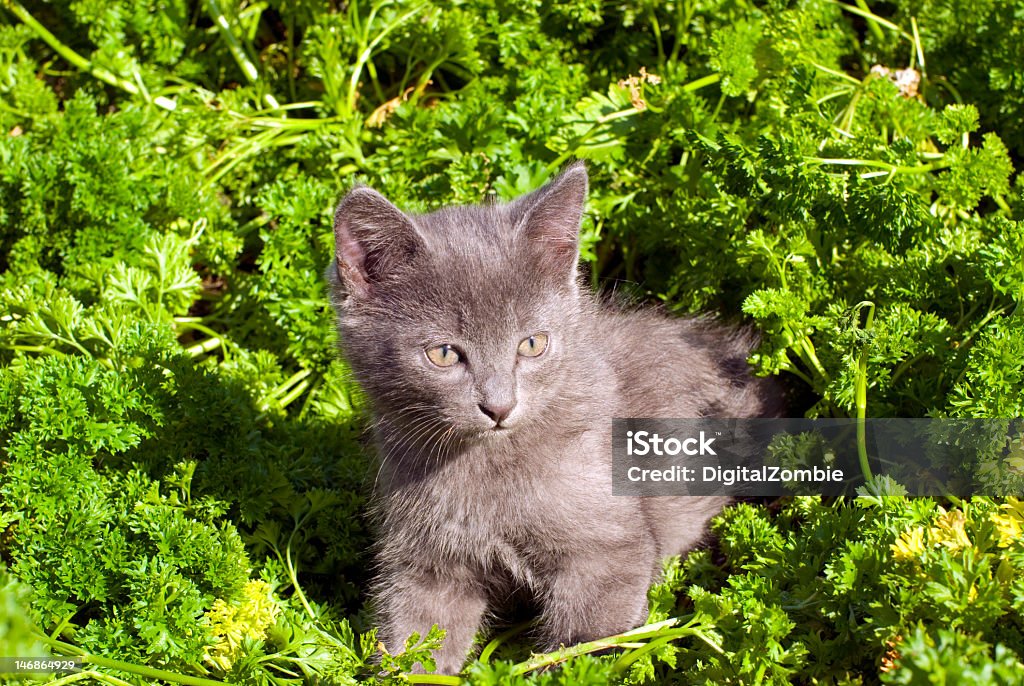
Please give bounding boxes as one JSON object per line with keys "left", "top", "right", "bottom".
{"left": 326, "top": 163, "right": 781, "bottom": 675}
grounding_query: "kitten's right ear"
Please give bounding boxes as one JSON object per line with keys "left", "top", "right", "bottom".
{"left": 510, "top": 162, "right": 588, "bottom": 287}
{"left": 333, "top": 187, "right": 422, "bottom": 298}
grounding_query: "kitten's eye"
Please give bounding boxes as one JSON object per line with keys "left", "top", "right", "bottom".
{"left": 517, "top": 333, "right": 549, "bottom": 358}
{"left": 425, "top": 344, "right": 460, "bottom": 367}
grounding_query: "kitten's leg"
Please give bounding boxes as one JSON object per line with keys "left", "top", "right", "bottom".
{"left": 377, "top": 566, "right": 488, "bottom": 675}
{"left": 535, "top": 540, "right": 657, "bottom": 650}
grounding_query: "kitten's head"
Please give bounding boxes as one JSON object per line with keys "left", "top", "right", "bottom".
{"left": 328, "top": 163, "right": 589, "bottom": 447}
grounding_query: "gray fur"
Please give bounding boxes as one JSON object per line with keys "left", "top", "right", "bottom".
{"left": 326, "top": 163, "right": 782, "bottom": 674}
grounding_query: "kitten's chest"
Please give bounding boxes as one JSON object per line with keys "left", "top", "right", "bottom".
{"left": 385, "top": 428, "right": 625, "bottom": 572}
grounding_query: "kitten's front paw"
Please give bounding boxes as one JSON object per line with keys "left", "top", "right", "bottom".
{"left": 377, "top": 569, "right": 488, "bottom": 676}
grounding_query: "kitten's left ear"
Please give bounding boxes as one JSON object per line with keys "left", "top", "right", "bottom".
{"left": 332, "top": 186, "right": 423, "bottom": 299}
{"left": 511, "top": 161, "right": 588, "bottom": 284}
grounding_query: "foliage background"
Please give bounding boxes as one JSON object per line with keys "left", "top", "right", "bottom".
{"left": 0, "top": 0, "right": 1022, "bottom": 684}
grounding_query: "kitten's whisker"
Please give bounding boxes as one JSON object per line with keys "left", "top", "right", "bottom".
{"left": 376, "top": 420, "right": 431, "bottom": 481}
{"left": 434, "top": 424, "right": 459, "bottom": 468}
{"left": 372, "top": 406, "right": 443, "bottom": 490}
{"left": 373, "top": 406, "right": 461, "bottom": 490}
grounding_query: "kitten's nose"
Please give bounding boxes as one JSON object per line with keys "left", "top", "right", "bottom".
{"left": 478, "top": 401, "right": 515, "bottom": 425}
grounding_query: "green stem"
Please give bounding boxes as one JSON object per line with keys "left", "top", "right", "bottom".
{"left": 829, "top": 1, "right": 912, "bottom": 40}
{"left": 798, "top": 336, "right": 829, "bottom": 383}
{"left": 668, "top": 0, "right": 691, "bottom": 64}
{"left": 779, "top": 358, "right": 816, "bottom": 388}
{"left": 478, "top": 621, "right": 533, "bottom": 664}
{"left": 45, "top": 332, "right": 93, "bottom": 358}
{"left": 206, "top": 0, "right": 259, "bottom": 83}
{"left": 816, "top": 89, "right": 856, "bottom": 107}
{"left": 854, "top": 301, "right": 875, "bottom": 483}
{"left": 273, "top": 368, "right": 313, "bottom": 398}
{"left": 808, "top": 157, "right": 950, "bottom": 176}
{"left": 83, "top": 655, "right": 225, "bottom": 686}
{"left": 889, "top": 352, "right": 928, "bottom": 385}
{"left": 852, "top": 0, "right": 886, "bottom": 43}
{"left": 649, "top": 9, "right": 665, "bottom": 65}
{"left": 297, "top": 375, "right": 322, "bottom": 420}
{"left": 47, "top": 670, "right": 134, "bottom": 686}
{"left": 277, "top": 379, "right": 311, "bottom": 409}
{"left": 960, "top": 303, "right": 1012, "bottom": 347}
{"left": 282, "top": 510, "right": 317, "bottom": 621}
{"left": 2, "top": 0, "right": 175, "bottom": 110}
{"left": 286, "top": 5, "right": 296, "bottom": 101}
{"left": 48, "top": 612, "right": 77, "bottom": 641}
{"left": 707, "top": 95, "right": 726, "bottom": 134}
{"left": 810, "top": 62, "right": 862, "bottom": 86}
{"left": 185, "top": 336, "right": 222, "bottom": 357}
{"left": 174, "top": 321, "right": 226, "bottom": 347}
{"left": 203, "top": 129, "right": 307, "bottom": 186}
{"left": 406, "top": 676, "right": 462, "bottom": 685}
{"left": 680, "top": 72, "right": 720, "bottom": 92}
{"left": 35, "top": 635, "right": 225, "bottom": 686}
{"left": 612, "top": 634, "right": 677, "bottom": 673}
{"left": 365, "top": 58, "right": 387, "bottom": 104}
{"left": 231, "top": 113, "right": 343, "bottom": 129}
{"left": 1, "top": 344, "right": 55, "bottom": 354}
{"left": 510, "top": 619, "right": 702, "bottom": 675}
{"left": 231, "top": 101, "right": 323, "bottom": 116}
{"left": 910, "top": 17, "right": 925, "bottom": 76}
{"left": 408, "top": 55, "right": 447, "bottom": 108}
{"left": 285, "top": 549, "right": 315, "bottom": 620}
{"left": 836, "top": 88, "right": 862, "bottom": 134}
{"left": 347, "top": 3, "right": 428, "bottom": 113}
{"left": 597, "top": 107, "right": 641, "bottom": 125}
